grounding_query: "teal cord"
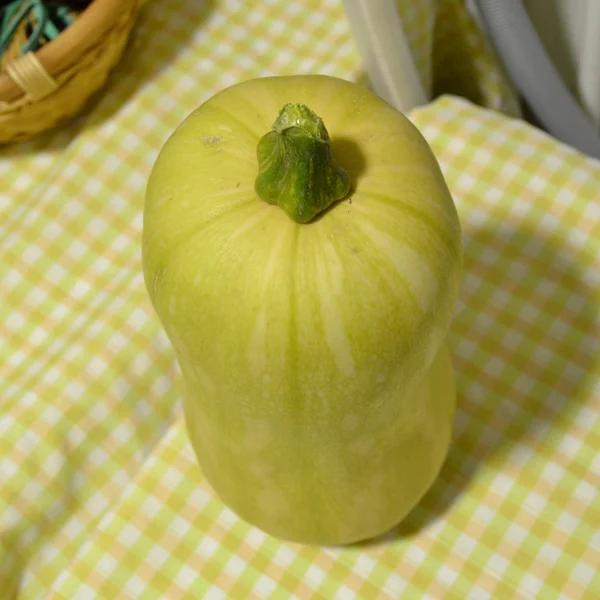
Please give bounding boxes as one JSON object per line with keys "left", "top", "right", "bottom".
{"left": 22, "top": 2, "right": 48, "bottom": 54}
{"left": 0, "top": 1, "right": 34, "bottom": 53}
{"left": 0, "top": 0, "right": 76, "bottom": 59}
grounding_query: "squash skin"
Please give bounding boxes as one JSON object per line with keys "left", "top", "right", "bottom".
{"left": 142, "top": 75, "right": 462, "bottom": 545}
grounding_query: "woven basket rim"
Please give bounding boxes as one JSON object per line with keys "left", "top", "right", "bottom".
{"left": 0, "top": 0, "right": 139, "bottom": 102}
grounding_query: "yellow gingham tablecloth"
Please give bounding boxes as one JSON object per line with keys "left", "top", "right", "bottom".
{"left": 1, "top": 1, "right": 599, "bottom": 598}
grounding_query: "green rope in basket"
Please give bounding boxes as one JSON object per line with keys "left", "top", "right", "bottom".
{"left": 0, "top": 0, "right": 91, "bottom": 60}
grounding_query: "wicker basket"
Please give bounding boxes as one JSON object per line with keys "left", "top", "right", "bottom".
{"left": 0, "top": 0, "right": 141, "bottom": 144}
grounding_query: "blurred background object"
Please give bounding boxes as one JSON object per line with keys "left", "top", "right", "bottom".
{"left": 0, "top": 0, "right": 140, "bottom": 144}
{"left": 522, "top": 0, "right": 600, "bottom": 130}
{"left": 2, "top": 0, "right": 599, "bottom": 157}
{"left": 344, "top": 0, "right": 523, "bottom": 118}
{"left": 0, "top": 1, "right": 93, "bottom": 70}
{"left": 474, "top": 0, "right": 600, "bottom": 159}
{"left": 345, "top": 0, "right": 600, "bottom": 158}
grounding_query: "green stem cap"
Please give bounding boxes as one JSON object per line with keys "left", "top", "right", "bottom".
{"left": 255, "top": 103, "right": 351, "bottom": 223}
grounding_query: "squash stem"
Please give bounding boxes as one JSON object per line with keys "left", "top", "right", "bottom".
{"left": 255, "top": 104, "right": 350, "bottom": 223}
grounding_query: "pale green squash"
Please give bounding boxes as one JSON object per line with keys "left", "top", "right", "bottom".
{"left": 142, "top": 75, "right": 462, "bottom": 545}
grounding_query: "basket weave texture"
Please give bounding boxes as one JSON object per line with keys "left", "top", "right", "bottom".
{"left": 0, "top": 0, "right": 141, "bottom": 144}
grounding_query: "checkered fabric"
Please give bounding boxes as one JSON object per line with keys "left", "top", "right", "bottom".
{"left": 1, "top": 1, "right": 599, "bottom": 599}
